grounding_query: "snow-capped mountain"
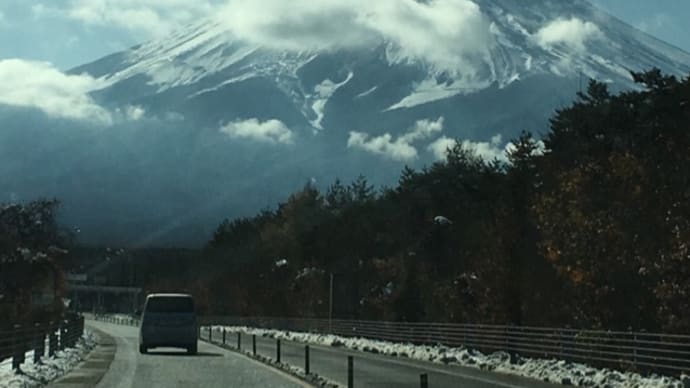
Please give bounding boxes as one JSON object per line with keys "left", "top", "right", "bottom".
{"left": 73, "top": 0, "right": 690, "bottom": 136}
{"left": 2, "top": 0, "right": 690, "bottom": 246}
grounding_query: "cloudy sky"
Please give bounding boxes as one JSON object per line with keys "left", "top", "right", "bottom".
{"left": 0, "top": 0, "right": 688, "bottom": 70}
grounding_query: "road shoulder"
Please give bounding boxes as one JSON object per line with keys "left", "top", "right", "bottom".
{"left": 48, "top": 328, "right": 116, "bottom": 388}
{"left": 199, "top": 338, "right": 317, "bottom": 388}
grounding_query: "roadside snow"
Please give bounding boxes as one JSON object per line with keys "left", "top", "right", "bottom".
{"left": 0, "top": 330, "right": 97, "bottom": 388}
{"left": 212, "top": 325, "right": 688, "bottom": 388}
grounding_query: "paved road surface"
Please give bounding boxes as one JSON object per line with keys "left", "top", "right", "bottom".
{"left": 88, "top": 321, "right": 307, "bottom": 388}
{"left": 210, "top": 330, "right": 563, "bottom": 388}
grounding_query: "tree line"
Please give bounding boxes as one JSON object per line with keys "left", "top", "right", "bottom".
{"left": 134, "top": 69, "right": 690, "bottom": 332}
{"left": 0, "top": 199, "right": 68, "bottom": 324}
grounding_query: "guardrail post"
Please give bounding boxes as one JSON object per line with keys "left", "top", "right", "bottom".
{"left": 504, "top": 326, "right": 508, "bottom": 349}
{"left": 305, "top": 345, "right": 310, "bottom": 374}
{"left": 48, "top": 322, "right": 57, "bottom": 357}
{"left": 65, "top": 319, "right": 72, "bottom": 348}
{"left": 252, "top": 335, "right": 257, "bottom": 356}
{"left": 69, "top": 319, "right": 76, "bottom": 347}
{"left": 420, "top": 373, "right": 428, "bottom": 388}
{"left": 33, "top": 323, "right": 43, "bottom": 363}
{"left": 12, "top": 324, "right": 23, "bottom": 370}
{"left": 588, "top": 332, "right": 593, "bottom": 362}
{"left": 79, "top": 316, "right": 85, "bottom": 340}
{"left": 63, "top": 320, "right": 69, "bottom": 349}
{"left": 276, "top": 339, "right": 281, "bottom": 363}
{"left": 479, "top": 324, "right": 484, "bottom": 353}
{"left": 633, "top": 333, "right": 638, "bottom": 369}
{"left": 209, "top": 327, "right": 213, "bottom": 342}
{"left": 59, "top": 321, "right": 67, "bottom": 350}
{"left": 238, "top": 332, "right": 242, "bottom": 350}
{"left": 348, "top": 355, "right": 354, "bottom": 388}
{"left": 73, "top": 317, "right": 82, "bottom": 347}
{"left": 71, "top": 318, "right": 78, "bottom": 347}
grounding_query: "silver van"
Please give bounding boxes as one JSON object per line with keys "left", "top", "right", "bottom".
{"left": 139, "top": 293, "right": 198, "bottom": 354}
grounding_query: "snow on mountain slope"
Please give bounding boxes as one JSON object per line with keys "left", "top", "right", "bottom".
{"left": 311, "top": 71, "right": 354, "bottom": 129}
{"left": 74, "top": 0, "right": 690, "bottom": 128}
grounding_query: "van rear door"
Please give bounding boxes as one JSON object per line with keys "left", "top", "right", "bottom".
{"left": 143, "top": 296, "right": 196, "bottom": 327}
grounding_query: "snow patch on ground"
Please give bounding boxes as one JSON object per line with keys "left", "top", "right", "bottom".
{"left": 0, "top": 330, "right": 97, "bottom": 388}
{"left": 213, "top": 325, "right": 688, "bottom": 388}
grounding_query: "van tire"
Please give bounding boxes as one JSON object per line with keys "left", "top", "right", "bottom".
{"left": 187, "top": 345, "right": 197, "bottom": 355}
{"left": 139, "top": 344, "right": 148, "bottom": 354}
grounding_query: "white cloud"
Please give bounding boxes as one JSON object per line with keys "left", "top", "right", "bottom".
{"left": 535, "top": 18, "right": 603, "bottom": 51}
{"left": 429, "top": 134, "right": 510, "bottom": 162}
{"left": 463, "top": 134, "right": 506, "bottom": 161}
{"left": 400, "top": 118, "right": 445, "bottom": 143}
{"left": 0, "top": 59, "right": 112, "bottom": 124}
{"left": 59, "top": 0, "right": 219, "bottom": 38}
{"left": 220, "top": 118, "right": 294, "bottom": 144}
{"left": 348, "top": 132, "right": 419, "bottom": 162}
{"left": 217, "top": 0, "right": 492, "bottom": 70}
{"left": 348, "top": 117, "right": 444, "bottom": 162}
{"left": 37, "top": 0, "right": 493, "bottom": 71}
{"left": 427, "top": 136, "right": 457, "bottom": 160}
{"left": 114, "top": 105, "right": 146, "bottom": 121}
{"left": 127, "top": 105, "right": 145, "bottom": 121}
{"left": 31, "top": 4, "right": 53, "bottom": 19}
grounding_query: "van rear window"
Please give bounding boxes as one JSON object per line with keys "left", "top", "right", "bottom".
{"left": 146, "top": 297, "right": 194, "bottom": 313}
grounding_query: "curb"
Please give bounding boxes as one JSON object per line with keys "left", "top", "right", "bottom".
{"left": 48, "top": 328, "right": 116, "bottom": 388}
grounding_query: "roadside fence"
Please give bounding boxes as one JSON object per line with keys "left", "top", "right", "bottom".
{"left": 202, "top": 316, "right": 690, "bottom": 377}
{"left": 0, "top": 314, "right": 85, "bottom": 371}
{"left": 91, "top": 313, "right": 690, "bottom": 380}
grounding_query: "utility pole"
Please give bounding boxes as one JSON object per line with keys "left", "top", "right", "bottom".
{"left": 329, "top": 273, "right": 334, "bottom": 333}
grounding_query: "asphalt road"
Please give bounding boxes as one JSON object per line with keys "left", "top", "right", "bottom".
{"left": 212, "top": 330, "right": 563, "bottom": 388}
{"left": 87, "top": 321, "right": 308, "bottom": 388}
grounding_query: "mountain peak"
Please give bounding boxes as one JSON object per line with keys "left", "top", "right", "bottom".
{"left": 80, "top": 0, "right": 689, "bottom": 117}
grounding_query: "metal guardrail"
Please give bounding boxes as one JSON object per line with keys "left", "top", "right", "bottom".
{"left": 92, "top": 314, "right": 140, "bottom": 327}
{"left": 202, "top": 316, "right": 690, "bottom": 376}
{"left": 0, "top": 315, "right": 85, "bottom": 371}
